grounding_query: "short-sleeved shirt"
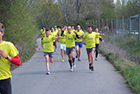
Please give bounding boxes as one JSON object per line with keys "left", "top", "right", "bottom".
{"left": 71, "top": 29, "right": 75, "bottom": 32}
{"left": 40, "top": 29, "right": 46, "bottom": 38}
{"left": 83, "top": 32, "right": 100, "bottom": 48}
{"left": 59, "top": 30, "right": 66, "bottom": 44}
{"left": 0, "top": 41, "right": 19, "bottom": 80}
{"left": 75, "top": 29, "right": 84, "bottom": 42}
{"left": 42, "top": 36, "right": 56, "bottom": 52}
{"left": 95, "top": 33, "right": 102, "bottom": 44}
{"left": 64, "top": 32, "right": 76, "bottom": 48}
{"left": 50, "top": 31, "right": 57, "bottom": 42}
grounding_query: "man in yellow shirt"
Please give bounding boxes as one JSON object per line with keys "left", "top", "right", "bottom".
{"left": 75, "top": 25, "right": 84, "bottom": 61}
{"left": 40, "top": 26, "right": 46, "bottom": 42}
{"left": 39, "top": 29, "right": 59, "bottom": 75}
{"left": 54, "top": 25, "right": 59, "bottom": 52}
{"left": 0, "top": 23, "right": 21, "bottom": 94}
{"left": 61, "top": 26, "right": 83, "bottom": 71}
{"left": 59, "top": 26, "right": 66, "bottom": 62}
{"left": 50, "top": 27, "right": 58, "bottom": 50}
{"left": 71, "top": 26, "right": 75, "bottom": 32}
{"left": 95, "top": 27, "right": 104, "bottom": 61}
{"left": 82, "top": 26, "right": 104, "bottom": 71}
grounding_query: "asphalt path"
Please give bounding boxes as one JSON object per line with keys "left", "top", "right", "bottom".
{"left": 11, "top": 38, "right": 133, "bottom": 94}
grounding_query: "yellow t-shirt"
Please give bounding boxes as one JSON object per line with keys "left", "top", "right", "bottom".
{"left": 0, "top": 41, "right": 19, "bottom": 80}
{"left": 71, "top": 29, "right": 75, "bottom": 32}
{"left": 64, "top": 29, "right": 68, "bottom": 33}
{"left": 50, "top": 31, "right": 57, "bottom": 42}
{"left": 54, "top": 29, "right": 58, "bottom": 36}
{"left": 75, "top": 29, "right": 84, "bottom": 42}
{"left": 58, "top": 28, "right": 61, "bottom": 33}
{"left": 83, "top": 32, "right": 100, "bottom": 48}
{"left": 42, "top": 36, "right": 56, "bottom": 52}
{"left": 65, "top": 32, "right": 76, "bottom": 48}
{"left": 59, "top": 31, "right": 66, "bottom": 44}
{"left": 40, "top": 29, "right": 46, "bottom": 38}
{"left": 95, "top": 33, "right": 102, "bottom": 44}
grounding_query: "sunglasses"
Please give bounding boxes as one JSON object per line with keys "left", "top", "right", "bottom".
{"left": 0, "top": 29, "right": 4, "bottom": 32}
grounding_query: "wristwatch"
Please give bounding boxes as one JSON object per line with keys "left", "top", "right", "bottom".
{"left": 6, "top": 56, "right": 9, "bottom": 59}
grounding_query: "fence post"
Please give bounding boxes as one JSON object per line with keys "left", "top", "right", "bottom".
{"left": 107, "top": 18, "right": 108, "bottom": 32}
{"left": 111, "top": 18, "right": 113, "bottom": 32}
{"left": 138, "top": 15, "right": 140, "bottom": 43}
{"left": 96, "top": 20, "right": 97, "bottom": 27}
{"left": 98, "top": 20, "right": 100, "bottom": 31}
{"left": 129, "top": 17, "right": 131, "bottom": 39}
{"left": 122, "top": 16, "right": 124, "bottom": 37}
{"left": 115, "top": 17, "right": 117, "bottom": 35}
{"left": 102, "top": 19, "right": 104, "bottom": 29}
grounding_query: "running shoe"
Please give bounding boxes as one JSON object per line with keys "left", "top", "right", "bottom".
{"left": 50, "top": 60, "right": 53, "bottom": 63}
{"left": 61, "top": 59, "right": 64, "bottom": 62}
{"left": 78, "top": 58, "right": 81, "bottom": 61}
{"left": 46, "top": 70, "right": 50, "bottom": 75}
{"left": 70, "top": 67, "right": 73, "bottom": 72}
{"left": 91, "top": 66, "right": 94, "bottom": 71}
{"left": 73, "top": 63, "right": 76, "bottom": 68}
{"left": 89, "top": 64, "right": 92, "bottom": 70}
{"left": 95, "top": 58, "right": 97, "bottom": 61}
{"left": 54, "top": 49, "right": 57, "bottom": 52}
{"left": 76, "top": 55, "right": 78, "bottom": 58}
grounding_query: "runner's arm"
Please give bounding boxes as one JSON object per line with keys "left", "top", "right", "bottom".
{"left": 0, "top": 49, "right": 21, "bottom": 66}
{"left": 99, "top": 34, "right": 105, "bottom": 36}
{"left": 10, "top": 55, "right": 21, "bottom": 66}
{"left": 39, "top": 44, "right": 44, "bottom": 50}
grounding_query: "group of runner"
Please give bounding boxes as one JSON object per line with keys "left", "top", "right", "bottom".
{"left": 39, "top": 25, "right": 104, "bottom": 75}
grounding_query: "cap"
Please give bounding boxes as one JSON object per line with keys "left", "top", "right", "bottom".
{"left": 54, "top": 25, "right": 57, "bottom": 28}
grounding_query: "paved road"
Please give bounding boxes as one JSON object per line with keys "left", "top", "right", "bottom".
{"left": 11, "top": 38, "right": 133, "bottom": 94}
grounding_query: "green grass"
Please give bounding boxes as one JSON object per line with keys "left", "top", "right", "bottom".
{"left": 113, "top": 58, "right": 140, "bottom": 94}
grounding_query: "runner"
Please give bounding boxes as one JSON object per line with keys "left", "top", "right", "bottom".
{"left": 40, "top": 26, "right": 46, "bottom": 42}
{"left": 95, "top": 27, "right": 104, "bottom": 61}
{"left": 39, "top": 29, "right": 59, "bottom": 75}
{"left": 71, "top": 26, "right": 75, "bottom": 32}
{"left": 61, "top": 26, "right": 84, "bottom": 71}
{"left": 59, "top": 26, "right": 66, "bottom": 62}
{"left": 75, "top": 25, "right": 84, "bottom": 61}
{"left": 82, "top": 26, "right": 104, "bottom": 71}
{"left": 54, "top": 25, "right": 59, "bottom": 52}
{"left": 50, "top": 27, "right": 57, "bottom": 50}
{"left": 0, "top": 23, "right": 21, "bottom": 94}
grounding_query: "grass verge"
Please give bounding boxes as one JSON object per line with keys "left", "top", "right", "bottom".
{"left": 99, "top": 47, "right": 140, "bottom": 94}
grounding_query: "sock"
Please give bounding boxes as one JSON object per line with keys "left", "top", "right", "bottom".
{"left": 72, "top": 58, "right": 75, "bottom": 63}
{"left": 68, "top": 60, "right": 72, "bottom": 67}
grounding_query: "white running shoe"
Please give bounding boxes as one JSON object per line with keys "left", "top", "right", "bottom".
{"left": 73, "top": 63, "right": 76, "bottom": 68}
{"left": 70, "top": 67, "right": 73, "bottom": 72}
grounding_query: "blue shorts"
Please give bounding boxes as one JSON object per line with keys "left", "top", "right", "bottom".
{"left": 75, "top": 42, "right": 83, "bottom": 48}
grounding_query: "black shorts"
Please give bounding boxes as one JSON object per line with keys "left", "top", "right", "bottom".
{"left": 86, "top": 47, "right": 95, "bottom": 54}
{"left": 44, "top": 52, "right": 53, "bottom": 58}
{"left": 66, "top": 47, "right": 75, "bottom": 55}
{"left": 53, "top": 42, "right": 55, "bottom": 46}
{"left": 0, "top": 78, "right": 11, "bottom": 94}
